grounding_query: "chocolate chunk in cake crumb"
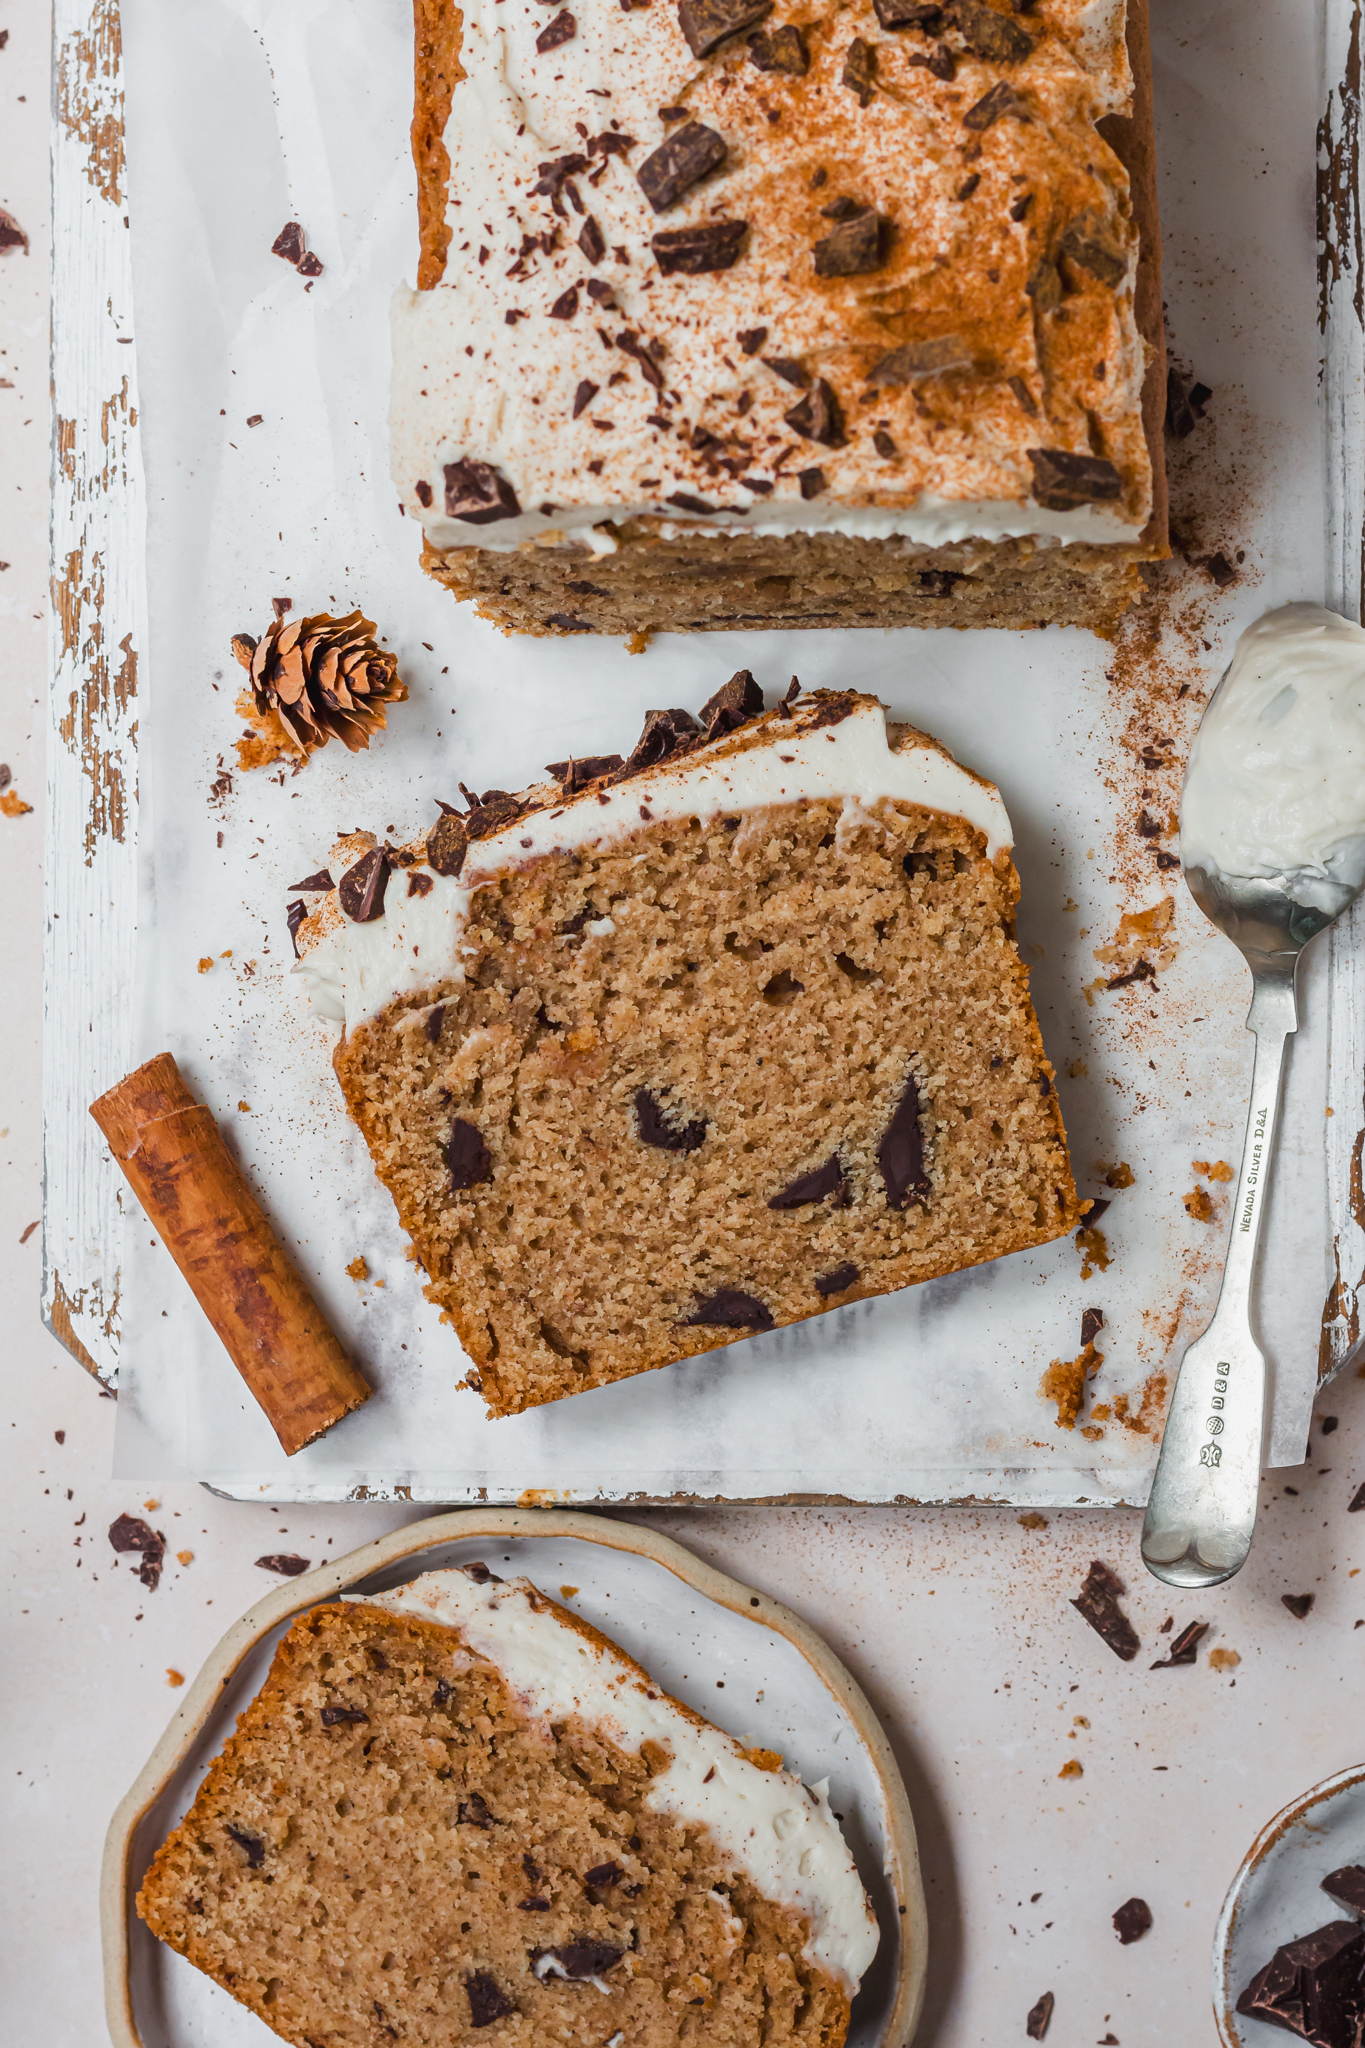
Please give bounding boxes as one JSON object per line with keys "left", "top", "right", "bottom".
{"left": 1149, "top": 1620, "right": 1207, "bottom": 1668}
{"left": 785, "top": 379, "right": 846, "bottom": 447}
{"left": 769, "top": 1153, "right": 845, "bottom": 1209}
{"left": 685, "top": 1288, "right": 775, "bottom": 1330}
{"left": 339, "top": 848, "right": 391, "bottom": 922}
{"left": 584, "top": 1859, "right": 624, "bottom": 1888}
{"left": 814, "top": 1262, "right": 859, "bottom": 1296}
{"left": 426, "top": 1005, "right": 446, "bottom": 1043}
{"left": 533, "top": 1938, "right": 625, "bottom": 1980}
{"left": 448, "top": 1119, "right": 494, "bottom": 1190}
{"left": 748, "top": 23, "right": 808, "bottom": 72}
{"left": 635, "top": 1088, "right": 708, "bottom": 1152}
{"left": 255, "top": 1553, "right": 312, "bottom": 1576}
{"left": 1071, "top": 1560, "right": 1139, "bottom": 1660}
{"left": 636, "top": 123, "right": 728, "bottom": 212}
{"left": 1113, "top": 1898, "right": 1152, "bottom": 1944}
{"left": 320, "top": 1705, "right": 371, "bottom": 1727}
{"left": 466, "top": 1971, "right": 517, "bottom": 2028}
{"left": 1026, "top": 1991, "right": 1055, "bottom": 2040}
{"left": 444, "top": 458, "right": 521, "bottom": 524}
{"left": 1323, "top": 1867, "right": 1365, "bottom": 1918}
{"left": 1027, "top": 447, "right": 1123, "bottom": 510}
{"left": 813, "top": 209, "right": 887, "bottom": 277}
{"left": 651, "top": 219, "right": 748, "bottom": 275}
{"left": 677, "top": 0, "right": 772, "bottom": 58}
{"left": 225, "top": 1824, "right": 266, "bottom": 1868}
{"left": 108, "top": 1513, "right": 166, "bottom": 1591}
{"left": 878, "top": 1071, "right": 929, "bottom": 1209}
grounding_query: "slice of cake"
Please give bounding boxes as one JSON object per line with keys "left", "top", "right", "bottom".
{"left": 395, "top": 0, "right": 1166, "bottom": 637}
{"left": 138, "top": 1565, "right": 881, "bottom": 2045}
{"left": 293, "top": 681, "right": 1083, "bottom": 1416}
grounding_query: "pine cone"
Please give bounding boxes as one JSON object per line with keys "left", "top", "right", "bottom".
{"left": 231, "top": 609, "right": 407, "bottom": 768}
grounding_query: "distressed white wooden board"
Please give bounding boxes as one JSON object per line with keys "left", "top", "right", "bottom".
{"left": 42, "top": 0, "right": 147, "bottom": 1391}
{"left": 1321, "top": 0, "right": 1365, "bottom": 1389}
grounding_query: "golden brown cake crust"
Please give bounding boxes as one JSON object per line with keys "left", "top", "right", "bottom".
{"left": 413, "top": 0, "right": 463, "bottom": 291}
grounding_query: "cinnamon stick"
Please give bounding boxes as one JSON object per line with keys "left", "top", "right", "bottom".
{"left": 91, "top": 1052, "right": 371, "bottom": 1455}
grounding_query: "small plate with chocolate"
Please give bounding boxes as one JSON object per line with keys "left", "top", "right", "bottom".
{"left": 1215, "top": 1762, "right": 1365, "bottom": 2046}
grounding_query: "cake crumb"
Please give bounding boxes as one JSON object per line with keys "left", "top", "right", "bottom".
{"left": 177, "top": 1550, "right": 194, "bottom": 1567}
{"left": 197, "top": 957, "right": 213, "bottom": 973}
{"left": 1057, "top": 1759, "right": 1083, "bottom": 1780}
{"left": 559, "top": 1584, "right": 579, "bottom": 1598}
{"left": 166, "top": 1669, "right": 185, "bottom": 1687}
{"left": 1193, "top": 1158, "right": 1233, "bottom": 1180}
{"left": 1040, "top": 1341, "right": 1104, "bottom": 1429}
{"left": 1208, "top": 1647, "right": 1240, "bottom": 1671}
{"left": 346, "top": 1256, "right": 369, "bottom": 1283}
{"left": 1102, "top": 1160, "right": 1135, "bottom": 1188}
{"left": 1183, "top": 1187, "right": 1214, "bottom": 1221}
{"left": 1018, "top": 1512, "right": 1049, "bottom": 1530}
{"left": 1075, "top": 1225, "right": 1110, "bottom": 1277}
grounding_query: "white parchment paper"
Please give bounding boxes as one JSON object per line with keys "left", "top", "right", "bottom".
{"left": 112, "top": 0, "right": 1334, "bottom": 1498}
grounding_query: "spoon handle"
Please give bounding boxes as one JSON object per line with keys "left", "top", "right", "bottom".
{"left": 1140, "top": 966, "right": 1299, "bottom": 1588}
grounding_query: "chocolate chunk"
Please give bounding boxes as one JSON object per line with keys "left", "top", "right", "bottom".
{"left": 963, "top": 78, "right": 1021, "bottom": 129}
{"left": 784, "top": 378, "right": 845, "bottom": 447}
{"left": 1080, "top": 1307, "right": 1104, "bottom": 1347}
{"left": 700, "top": 668, "right": 764, "bottom": 736}
{"left": 667, "top": 492, "right": 715, "bottom": 515}
{"left": 289, "top": 867, "right": 335, "bottom": 892}
{"left": 426, "top": 1005, "right": 446, "bottom": 1044}
{"left": 464, "top": 791, "right": 528, "bottom": 838}
{"left": 107, "top": 1513, "right": 166, "bottom": 1591}
{"left": 298, "top": 252, "right": 324, "bottom": 278}
{"left": 1324, "top": 1868, "right": 1365, "bottom": 1918}
{"left": 868, "top": 334, "right": 972, "bottom": 384}
{"left": 549, "top": 284, "right": 580, "bottom": 318}
{"left": 254, "top": 1553, "right": 311, "bottom": 1576}
{"left": 433, "top": 1677, "right": 456, "bottom": 1707}
{"left": 919, "top": 568, "right": 964, "bottom": 596}
{"left": 616, "top": 328, "right": 666, "bottom": 388}
{"left": 535, "top": 1939, "right": 626, "bottom": 1979}
{"left": 769, "top": 1153, "right": 845, "bottom": 1209}
{"left": 585, "top": 1861, "right": 624, "bottom": 1888}
{"left": 339, "top": 848, "right": 390, "bottom": 922}
{"left": 1071, "top": 1559, "right": 1139, "bottom": 1661}
{"left": 873, "top": 429, "right": 898, "bottom": 458}
{"left": 444, "top": 457, "right": 522, "bottom": 524}
{"left": 1025, "top": 1992, "right": 1054, "bottom": 2041}
{"left": 821, "top": 195, "right": 864, "bottom": 220}
{"left": 616, "top": 706, "right": 702, "bottom": 777}
{"left": 878, "top": 1070, "right": 929, "bottom": 1208}
{"left": 428, "top": 809, "right": 470, "bottom": 879}
{"left": 1201, "top": 551, "right": 1237, "bottom": 587}
{"left": 1351, "top": 1482, "right": 1365, "bottom": 1512}
{"left": 873, "top": 0, "right": 942, "bottom": 25}
{"left": 226, "top": 1824, "right": 266, "bottom": 1868}
{"left": 572, "top": 378, "right": 600, "bottom": 418}
{"left": 764, "top": 355, "right": 810, "bottom": 387}
{"left": 461, "top": 1560, "right": 502, "bottom": 1583}
{"left": 798, "top": 466, "right": 825, "bottom": 499}
{"left": 685, "top": 1289, "right": 775, "bottom": 1330}
{"left": 578, "top": 216, "right": 606, "bottom": 266}
{"left": 1149, "top": 1619, "right": 1208, "bottom": 1667}
{"left": 466, "top": 1972, "right": 517, "bottom": 2028}
{"left": 458, "top": 1792, "right": 494, "bottom": 1826}
{"left": 1282, "top": 1591, "right": 1316, "bottom": 1619}
{"left": 519, "top": 1897, "right": 552, "bottom": 1911}
{"left": 271, "top": 221, "right": 305, "bottom": 265}
{"left": 635, "top": 1088, "right": 708, "bottom": 1152}
{"left": 748, "top": 22, "right": 808, "bottom": 71}
{"left": 911, "top": 41, "right": 957, "bottom": 77}
{"left": 943, "top": 0, "right": 1032, "bottom": 61}
{"left": 842, "top": 35, "right": 877, "bottom": 103}
{"left": 1008, "top": 374, "right": 1038, "bottom": 415}
{"left": 815, "top": 1262, "right": 859, "bottom": 1296}
{"left": 320, "top": 1705, "right": 370, "bottom": 1727}
{"left": 678, "top": 0, "right": 772, "bottom": 58}
{"left": 1027, "top": 447, "right": 1122, "bottom": 510}
{"left": 813, "top": 208, "right": 886, "bottom": 277}
{"left": 805, "top": 690, "right": 856, "bottom": 730}
{"left": 1106, "top": 958, "right": 1154, "bottom": 990}
{"left": 1236, "top": 1918, "right": 1365, "bottom": 2047}
{"left": 415, "top": 478, "right": 434, "bottom": 507}
{"left": 286, "top": 900, "right": 307, "bottom": 957}
{"left": 536, "top": 8, "right": 576, "bottom": 49}
{"left": 531, "top": 150, "right": 589, "bottom": 214}
{"left": 1025, "top": 257, "right": 1062, "bottom": 316}
{"left": 652, "top": 219, "right": 747, "bottom": 275}
{"left": 1113, "top": 1897, "right": 1152, "bottom": 1944}
{"left": 1084, "top": 1197, "right": 1111, "bottom": 1224}
{"left": 545, "top": 753, "right": 625, "bottom": 790}
{"left": 738, "top": 325, "right": 768, "bottom": 354}
{"left": 448, "top": 1119, "right": 494, "bottom": 1191}
{"left": 1059, "top": 209, "right": 1127, "bottom": 287}
{"left": 636, "top": 122, "right": 727, "bottom": 213}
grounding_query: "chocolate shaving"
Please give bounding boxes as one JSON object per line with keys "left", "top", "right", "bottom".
{"left": 289, "top": 867, "right": 334, "bottom": 892}
{"left": 798, "top": 466, "right": 825, "bottom": 499}
{"left": 444, "top": 457, "right": 522, "bottom": 524}
{"left": 536, "top": 8, "right": 576, "bottom": 49}
{"left": 1106, "top": 958, "right": 1154, "bottom": 990}
{"left": 320, "top": 1705, "right": 370, "bottom": 1727}
{"left": 578, "top": 217, "right": 606, "bottom": 265}
{"left": 271, "top": 221, "right": 306, "bottom": 265}
{"left": 1080, "top": 1307, "right": 1104, "bottom": 1347}
{"left": 868, "top": 334, "right": 972, "bottom": 384}
{"left": 462, "top": 1561, "right": 501, "bottom": 1583}
{"left": 584, "top": 1860, "right": 624, "bottom": 1888}
{"left": 458, "top": 1791, "right": 494, "bottom": 1826}
{"left": 428, "top": 810, "right": 470, "bottom": 878}
{"left": 1113, "top": 1897, "right": 1152, "bottom": 1944}
{"left": 1059, "top": 209, "right": 1127, "bottom": 287}
{"left": 1323, "top": 1867, "right": 1365, "bottom": 1918}
{"left": 466, "top": 1973, "right": 516, "bottom": 2029}
{"left": 652, "top": 219, "right": 747, "bottom": 275}
{"left": 784, "top": 378, "right": 845, "bottom": 447}
{"left": 286, "top": 900, "right": 307, "bottom": 957}
{"left": 255, "top": 1553, "right": 311, "bottom": 1576}
{"left": 339, "top": 848, "right": 390, "bottom": 922}
{"left": 1349, "top": 1481, "right": 1365, "bottom": 1511}
{"left": 805, "top": 690, "right": 856, "bottom": 729}
{"left": 700, "top": 668, "right": 764, "bottom": 736}
{"left": 448, "top": 1119, "right": 494, "bottom": 1191}
{"left": 943, "top": 0, "right": 1032, "bottom": 61}
{"left": 226, "top": 1824, "right": 266, "bottom": 1868}
{"left": 963, "top": 78, "right": 1021, "bottom": 129}
{"left": 549, "top": 284, "right": 580, "bottom": 318}
{"left": 535, "top": 1939, "right": 625, "bottom": 1979}
{"left": 1071, "top": 1559, "right": 1139, "bottom": 1661}
{"left": 878, "top": 1070, "right": 929, "bottom": 1208}
{"left": 1025, "top": 1992, "right": 1054, "bottom": 2041}
{"left": 1149, "top": 1620, "right": 1208, "bottom": 1667}
{"left": 616, "top": 328, "right": 666, "bottom": 388}
{"left": 684, "top": 1288, "right": 775, "bottom": 1330}
{"left": 813, "top": 208, "right": 887, "bottom": 277}
{"left": 873, "top": 429, "right": 898, "bottom": 458}
{"left": 769, "top": 1153, "right": 845, "bottom": 1209}
{"left": 815, "top": 1262, "right": 859, "bottom": 1296}
{"left": 614, "top": 706, "right": 702, "bottom": 777}
{"left": 677, "top": 0, "right": 772, "bottom": 58}
{"left": 763, "top": 355, "right": 810, "bottom": 387}
{"left": 737, "top": 324, "right": 768, "bottom": 354}
{"left": 531, "top": 151, "right": 590, "bottom": 214}
{"left": 108, "top": 1513, "right": 166, "bottom": 1590}
{"left": 545, "top": 753, "right": 625, "bottom": 790}
{"left": 911, "top": 42, "right": 957, "bottom": 77}
{"left": 464, "top": 791, "right": 529, "bottom": 838}
{"left": 873, "top": 0, "right": 942, "bottom": 24}
{"left": 842, "top": 35, "right": 877, "bottom": 103}
{"left": 572, "top": 379, "right": 600, "bottom": 418}
{"left": 1027, "top": 447, "right": 1122, "bottom": 510}
{"left": 667, "top": 491, "right": 715, "bottom": 514}
{"left": 635, "top": 1088, "right": 708, "bottom": 1152}
{"left": 1008, "top": 374, "right": 1038, "bottom": 415}
{"left": 748, "top": 22, "right": 808, "bottom": 71}
{"left": 636, "top": 122, "right": 727, "bottom": 212}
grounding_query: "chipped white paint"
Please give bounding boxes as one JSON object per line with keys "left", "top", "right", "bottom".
{"left": 43, "top": 0, "right": 147, "bottom": 1386}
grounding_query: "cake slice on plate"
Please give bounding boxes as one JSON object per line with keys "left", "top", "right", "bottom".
{"left": 138, "top": 1565, "right": 881, "bottom": 2045}
{"left": 293, "top": 679, "right": 1083, "bottom": 1416}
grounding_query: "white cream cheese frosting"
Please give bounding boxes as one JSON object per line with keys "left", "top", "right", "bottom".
{"left": 1180, "top": 603, "right": 1365, "bottom": 910}
{"left": 391, "top": 0, "right": 1151, "bottom": 553}
{"left": 361, "top": 1568, "right": 881, "bottom": 1993}
{"left": 295, "top": 693, "right": 1013, "bottom": 1031}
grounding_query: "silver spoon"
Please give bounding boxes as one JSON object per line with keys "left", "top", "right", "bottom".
{"left": 1141, "top": 673, "right": 1365, "bottom": 1590}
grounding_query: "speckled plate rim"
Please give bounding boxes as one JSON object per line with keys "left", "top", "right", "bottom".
{"left": 101, "top": 1506, "right": 927, "bottom": 2048}
{"left": 1211, "top": 1759, "right": 1365, "bottom": 2045}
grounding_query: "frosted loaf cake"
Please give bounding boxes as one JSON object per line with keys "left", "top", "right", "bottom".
{"left": 394, "top": 0, "right": 1167, "bottom": 636}
{"left": 293, "top": 681, "right": 1083, "bottom": 1416}
{"left": 138, "top": 1565, "right": 881, "bottom": 2045}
